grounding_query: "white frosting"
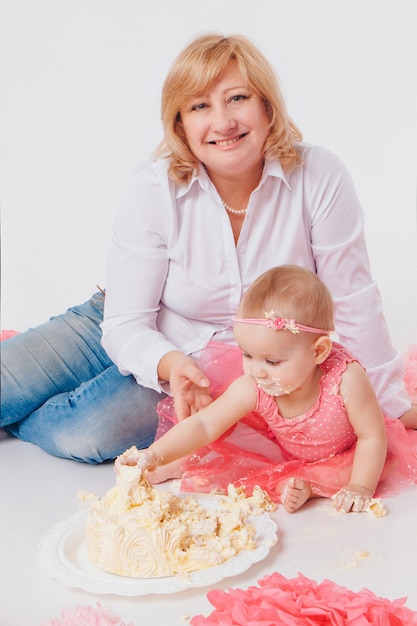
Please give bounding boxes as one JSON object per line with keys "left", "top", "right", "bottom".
{"left": 82, "top": 447, "right": 275, "bottom": 578}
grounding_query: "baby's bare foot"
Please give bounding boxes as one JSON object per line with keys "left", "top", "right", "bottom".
{"left": 282, "top": 477, "right": 312, "bottom": 513}
{"left": 147, "top": 459, "right": 184, "bottom": 484}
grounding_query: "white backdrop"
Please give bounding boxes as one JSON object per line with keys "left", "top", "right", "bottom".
{"left": 1, "top": 0, "right": 416, "bottom": 351}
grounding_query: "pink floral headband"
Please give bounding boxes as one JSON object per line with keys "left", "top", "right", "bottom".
{"left": 234, "top": 311, "right": 332, "bottom": 335}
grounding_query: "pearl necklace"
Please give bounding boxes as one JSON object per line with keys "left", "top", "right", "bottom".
{"left": 222, "top": 200, "right": 247, "bottom": 215}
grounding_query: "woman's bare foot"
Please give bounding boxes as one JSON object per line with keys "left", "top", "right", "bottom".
{"left": 281, "top": 477, "right": 312, "bottom": 513}
{"left": 147, "top": 459, "right": 184, "bottom": 484}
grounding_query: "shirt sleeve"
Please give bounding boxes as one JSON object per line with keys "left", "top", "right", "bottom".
{"left": 303, "top": 146, "right": 410, "bottom": 418}
{"left": 100, "top": 162, "right": 179, "bottom": 392}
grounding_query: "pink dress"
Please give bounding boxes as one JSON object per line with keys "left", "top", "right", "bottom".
{"left": 256, "top": 343, "right": 357, "bottom": 463}
{"left": 156, "top": 342, "right": 417, "bottom": 502}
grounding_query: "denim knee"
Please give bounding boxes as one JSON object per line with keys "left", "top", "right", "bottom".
{"left": 5, "top": 366, "right": 164, "bottom": 463}
{"left": 0, "top": 293, "right": 111, "bottom": 426}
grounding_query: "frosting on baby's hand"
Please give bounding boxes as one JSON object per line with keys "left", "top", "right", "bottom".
{"left": 114, "top": 446, "right": 159, "bottom": 476}
{"left": 332, "top": 485, "right": 373, "bottom": 513}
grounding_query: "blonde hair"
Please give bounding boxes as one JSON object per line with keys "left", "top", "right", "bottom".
{"left": 238, "top": 265, "right": 335, "bottom": 334}
{"left": 155, "top": 33, "right": 302, "bottom": 184}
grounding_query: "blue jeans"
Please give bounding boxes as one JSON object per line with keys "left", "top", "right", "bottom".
{"left": 0, "top": 292, "right": 162, "bottom": 462}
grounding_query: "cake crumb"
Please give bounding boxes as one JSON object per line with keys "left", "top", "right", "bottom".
{"left": 77, "top": 489, "right": 99, "bottom": 503}
{"left": 357, "top": 550, "right": 370, "bottom": 559}
{"left": 366, "top": 498, "right": 387, "bottom": 517}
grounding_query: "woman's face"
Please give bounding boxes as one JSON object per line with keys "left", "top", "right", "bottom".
{"left": 179, "top": 61, "right": 270, "bottom": 178}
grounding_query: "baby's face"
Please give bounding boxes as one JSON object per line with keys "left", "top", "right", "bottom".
{"left": 233, "top": 322, "right": 318, "bottom": 397}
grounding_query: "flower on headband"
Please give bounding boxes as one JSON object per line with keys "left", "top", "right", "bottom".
{"left": 264, "top": 311, "right": 300, "bottom": 334}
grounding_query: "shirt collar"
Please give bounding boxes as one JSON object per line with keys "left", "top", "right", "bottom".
{"left": 259, "top": 158, "right": 291, "bottom": 190}
{"left": 176, "top": 158, "right": 291, "bottom": 200}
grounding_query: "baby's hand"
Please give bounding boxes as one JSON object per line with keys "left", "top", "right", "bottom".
{"left": 332, "top": 484, "right": 373, "bottom": 513}
{"left": 114, "top": 446, "right": 159, "bottom": 475}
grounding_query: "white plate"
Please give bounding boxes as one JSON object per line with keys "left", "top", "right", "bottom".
{"left": 37, "top": 499, "right": 277, "bottom": 596}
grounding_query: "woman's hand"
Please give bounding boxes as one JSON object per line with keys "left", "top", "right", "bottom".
{"left": 332, "top": 483, "right": 373, "bottom": 513}
{"left": 170, "top": 357, "right": 212, "bottom": 421}
{"left": 158, "top": 350, "right": 212, "bottom": 421}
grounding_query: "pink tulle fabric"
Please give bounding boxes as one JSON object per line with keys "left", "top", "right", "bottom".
{"left": 0, "top": 329, "right": 19, "bottom": 341}
{"left": 190, "top": 572, "right": 417, "bottom": 625}
{"left": 40, "top": 603, "right": 134, "bottom": 626}
{"left": 156, "top": 342, "right": 417, "bottom": 503}
{"left": 404, "top": 345, "right": 417, "bottom": 402}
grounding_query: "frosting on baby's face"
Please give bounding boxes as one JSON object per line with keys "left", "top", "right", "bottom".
{"left": 254, "top": 377, "right": 297, "bottom": 397}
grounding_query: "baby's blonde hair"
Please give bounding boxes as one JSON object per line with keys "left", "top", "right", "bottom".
{"left": 155, "top": 33, "right": 302, "bottom": 184}
{"left": 238, "top": 265, "right": 335, "bottom": 334}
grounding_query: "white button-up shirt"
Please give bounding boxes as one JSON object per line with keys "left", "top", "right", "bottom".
{"left": 101, "top": 142, "right": 409, "bottom": 418}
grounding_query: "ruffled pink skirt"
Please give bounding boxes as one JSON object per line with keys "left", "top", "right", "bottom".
{"left": 156, "top": 343, "right": 417, "bottom": 503}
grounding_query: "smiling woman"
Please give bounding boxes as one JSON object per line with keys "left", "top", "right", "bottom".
{"left": 157, "top": 34, "right": 301, "bottom": 176}
{"left": 179, "top": 62, "right": 270, "bottom": 221}
{"left": 1, "top": 32, "right": 415, "bottom": 465}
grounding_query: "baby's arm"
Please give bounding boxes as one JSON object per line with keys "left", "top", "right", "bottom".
{"left": 333, "top": 361, "right": 387, "bottom": 513}
{"left": 119, "top": 375, "right": 257, "bottom": 472}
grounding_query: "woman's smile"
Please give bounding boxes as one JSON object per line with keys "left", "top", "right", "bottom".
{"left": 209, "top": 133, "right": 248, "bottom": 148}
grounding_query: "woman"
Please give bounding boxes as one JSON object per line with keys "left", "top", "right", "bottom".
{"left": 1, "top": 34, "right": 415, "bottom": 462}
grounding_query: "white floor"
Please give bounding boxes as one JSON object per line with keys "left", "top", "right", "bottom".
{"left": 1, "top": 434, "right": 417, "bottom": 626}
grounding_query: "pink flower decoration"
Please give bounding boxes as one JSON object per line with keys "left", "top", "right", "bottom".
{"left": 264, "top": 313, "right": 299, "bottom": 333}
{"left": 190, "top": 572, "right": 417, "bottom": 625}
{"left": 39, "top": 603, "right": 134, "bottom": 626}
